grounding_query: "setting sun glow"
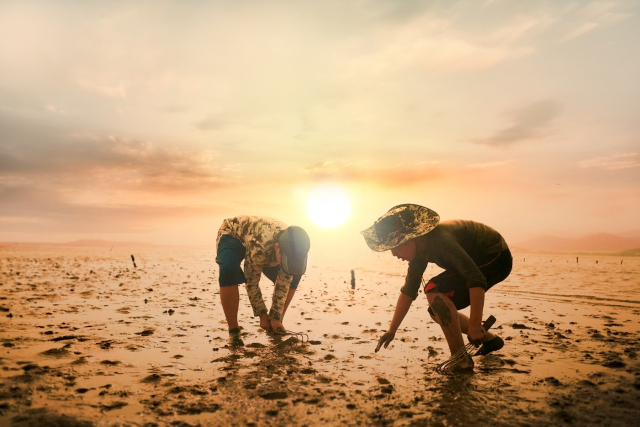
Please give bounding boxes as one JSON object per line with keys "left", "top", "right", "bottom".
{"left": 306, "top": 185, "right": 351, "bottom": 228}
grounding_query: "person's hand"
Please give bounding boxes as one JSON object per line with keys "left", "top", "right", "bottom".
{"left": 467, "top": 323, "right": 486, "bottom": 346}
{"left": 375, "top": 330, "right": 396, "bottom": 352}
{"left": 259, "top": 314, "right": 272, "bottom": 333}
{"left": 270, "top": 319, "right": 285, "bottom": 334}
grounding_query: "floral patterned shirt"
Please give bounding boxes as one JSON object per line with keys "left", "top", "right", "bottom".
{"left": 217, "top": 216, "right": 293, "bottom": 321}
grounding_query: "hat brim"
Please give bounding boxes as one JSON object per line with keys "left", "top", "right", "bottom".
{"left": 281, "top": 253, "right": 307, "bottom": 276}
{"left": 361, "top": 204, "right": 439, "bottom": 252}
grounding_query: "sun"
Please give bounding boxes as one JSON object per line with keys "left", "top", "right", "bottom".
{"left": 306, "top": 184, "right": 351, "bottom": 228}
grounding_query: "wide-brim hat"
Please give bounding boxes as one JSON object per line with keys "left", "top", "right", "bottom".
{"left": 361, "top": 204, "right": 439, "bottom": 252}
{"left": 279, "top": 226, "right": 310, "bottom": 276}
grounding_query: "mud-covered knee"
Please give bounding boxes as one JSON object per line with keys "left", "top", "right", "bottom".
{"left": 428, "top": 294, "right": 454, "bottom": 326}
{"left": 428, "top": 307, "right": 439, "bottom": 324}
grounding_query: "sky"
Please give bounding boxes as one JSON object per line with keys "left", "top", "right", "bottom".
{"left": 0, "top": 0, "right": 639, "bottom": 258}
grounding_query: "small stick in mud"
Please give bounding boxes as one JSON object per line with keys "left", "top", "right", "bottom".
{"left": 350, "top": 269, "right": 356, "bottom": 289}
{"left": 131, "top": 255, "right": 137, "bottom": 268}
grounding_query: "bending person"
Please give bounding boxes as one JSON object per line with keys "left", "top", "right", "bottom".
{"left": 216, "top": 216, "right": 310, "bottom": 346}
{"left": 361, "top": 204, "right": 512, "bottom": 371}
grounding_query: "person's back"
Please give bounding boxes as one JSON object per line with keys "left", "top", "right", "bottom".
{"left": 433, "top": 220, "right": 507, "bottom": 255}
{"left": 218, "top": 216, "right": 286, "bottom": 268}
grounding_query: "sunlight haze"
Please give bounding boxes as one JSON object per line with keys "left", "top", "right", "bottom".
{"left": 1, "top": 0, "right": 638, "bottom": 256}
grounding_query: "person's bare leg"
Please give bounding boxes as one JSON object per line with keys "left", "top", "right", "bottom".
{"left": 427, "top": 293, "right": 472, "bottom": 368}
{"left": 427, "top": 293, "right": 464, "bottom": 354}
{"left": 220, "top": 285, "right": 240, "bottom": 331}
{"left": 282, "top": 288, "right": 296, "bottom": 320}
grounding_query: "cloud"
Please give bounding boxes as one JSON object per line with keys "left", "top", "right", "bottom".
{"left": 194, "top": 115, "right": 232, "bottom": 131}
{"left": 365, "top": 0, "right": 434, "bottom": 23}
{"left": 559, "top": 1, "right": 634, "bottom": 43}
{"left": 0, "top": 109, "right": 240, "bottom": 238}
{"left": 465, "top": 159, "right": 515, "bottom": 168}
{"left": 485, "top": 18, "right": 542, "bottom": 45}
{"left": 0, "top": 183, "right": 220, "bottom": 235}
{"left": 1, "top": 135, "right": 230, "bottom": 193}
{"left": 0, "top": 111, "right": 233, "bottom": 194}
{"left": 346, "top": 15, "right": 536, "bottom": 75}
{"left": 578, "top": 152, "right": 640, "bottom": 170}
{"left": 472, "top": 100, "right": 562, "bottom": 147}
{"left": 92, "top": 83, "right": 128, "bottom": 99}
{"left": 559, "top": 22, "right": 600, "bottom": 43}
{"left": 44, "top": 105, "right": 67, "bottom": 115}
{"left": 303, "top": 159, "right": 442, "bottom": 187}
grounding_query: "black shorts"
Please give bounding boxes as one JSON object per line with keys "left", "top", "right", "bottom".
{"left": 426, "top": 249, "right": 512, "bottom": 316}
{"left": 216, "top": 234, "right": 301, "bottom": 289}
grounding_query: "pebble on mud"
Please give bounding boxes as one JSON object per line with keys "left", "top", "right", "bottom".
{"left": 141, "top": 374, "right": 162, "bottom": 383}
{"left": 512, "top": 323, "right": 530, "bottom": 329}
{"left": 260, "top": 391, "right": 288, "bottom": 400}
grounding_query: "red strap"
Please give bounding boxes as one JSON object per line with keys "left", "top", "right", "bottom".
{"left": 424, "top": 281, "right": 454, "bottom": 297}
{"left": 425, "top": 281, "right": 437, "bottom": 292}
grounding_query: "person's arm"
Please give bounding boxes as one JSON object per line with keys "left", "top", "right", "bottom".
{"left": 376, "top": 292, "right": 413, "bottom": 352}
{"left": 243, "top": 259, "right": 269, "bottom": 318}
{"left": 389, "top": 292, "right": 414, "bottom": 331}
{"left": 267, "top": 268, "right": 292, "bottom": 332}
{"left": 376, "top": 254, "right": 427, "bottom": 351}
{"left": 282, "top": 288, "right": 296, "bottom": 318}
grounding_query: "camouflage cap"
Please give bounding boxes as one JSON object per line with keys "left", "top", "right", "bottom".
{"left": 360, "top": 204, "right": 440, "bottom": 252}
{"left": 278, "top": 226, "right": 310, "bottom": 276}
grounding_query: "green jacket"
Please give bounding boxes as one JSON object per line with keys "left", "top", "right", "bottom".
{"left": 401, "top": 220, "right": 508, "bottom": 300}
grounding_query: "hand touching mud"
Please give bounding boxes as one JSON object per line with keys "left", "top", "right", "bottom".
{"left": 467, "top": 323, "right": 486, "bottom": 346}
{"left": 270, "top": 319, "right": 286, "bottom": 334}
{"left": 375, "top": 330, "right": 395, "bottom": 352}
{"left": 259, "top": 314, "right": 272, "bottom": 333}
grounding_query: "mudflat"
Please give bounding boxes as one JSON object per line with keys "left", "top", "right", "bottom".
{"left": 1, "top": 244, "right": 639, "bottom": 426}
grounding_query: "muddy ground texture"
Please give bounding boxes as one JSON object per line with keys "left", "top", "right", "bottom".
{"left": 0, "top": 245, "right": 639, "bottom": 426}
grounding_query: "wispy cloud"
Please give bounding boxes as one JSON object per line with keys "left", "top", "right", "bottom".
{"left": 303, "top": 159, "right": 442, "bottom": 187}
{"left": 578, "top": 152, "right": 640, "bottom": 170}
{"left": 465, "top": 159, "right": 515, "bottom": 168}
{"left": 0, "top": 110, "right": 233, "bottom": 194}
{"left": 559, "top": 1, "right": 634, "bottom": 43}
{"left": 1, "top": 135, "right": 231, "bottom": 193}
{"left": 346, "top": 15, "right": 536, "bottom": 75}
{"left": 559, "top": 22, "right": 600, "bottom": 43}
{"left": 194, "top": 115, "right": 231, "bottom": 131}
{"left": 0, "top": 183, "right": 220, "bottom": 235}
{"left": 472, "top": 100, "right": 562, "bottom": 147}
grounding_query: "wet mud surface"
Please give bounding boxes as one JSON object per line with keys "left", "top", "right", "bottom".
{"left": 0, "top": 245, "right": 639, "bottom": 426}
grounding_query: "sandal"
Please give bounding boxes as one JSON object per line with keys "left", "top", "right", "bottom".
{"left": 477, "top": 336, "right": 504, "bottom": 356}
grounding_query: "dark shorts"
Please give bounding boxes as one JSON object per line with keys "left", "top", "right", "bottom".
{"left": 426, "top": 249, "right": 512, "bottom": 316}
{"left": 216, "top": 234, "right": 301, "bottom": 289}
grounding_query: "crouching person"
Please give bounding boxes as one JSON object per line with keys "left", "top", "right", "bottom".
{"left": 216, "top": 216, "right": 310, "bottom": 346}
{"left": 362, "top": 204, "right": 512, "bottom": 372}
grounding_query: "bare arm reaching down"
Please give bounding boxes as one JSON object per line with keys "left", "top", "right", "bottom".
{"left": 376, "top": 292, "right": 413, "bottom": 352}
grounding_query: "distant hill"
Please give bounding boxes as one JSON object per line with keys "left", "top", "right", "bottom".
{"left": 514, "top": 233, "right": 640, "bottom": 253}
{"left": 614, "top": 247, "right": 640, "bottom": 257}
{"left": 620, "top": 230, "right": 640, "bottom": 239}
